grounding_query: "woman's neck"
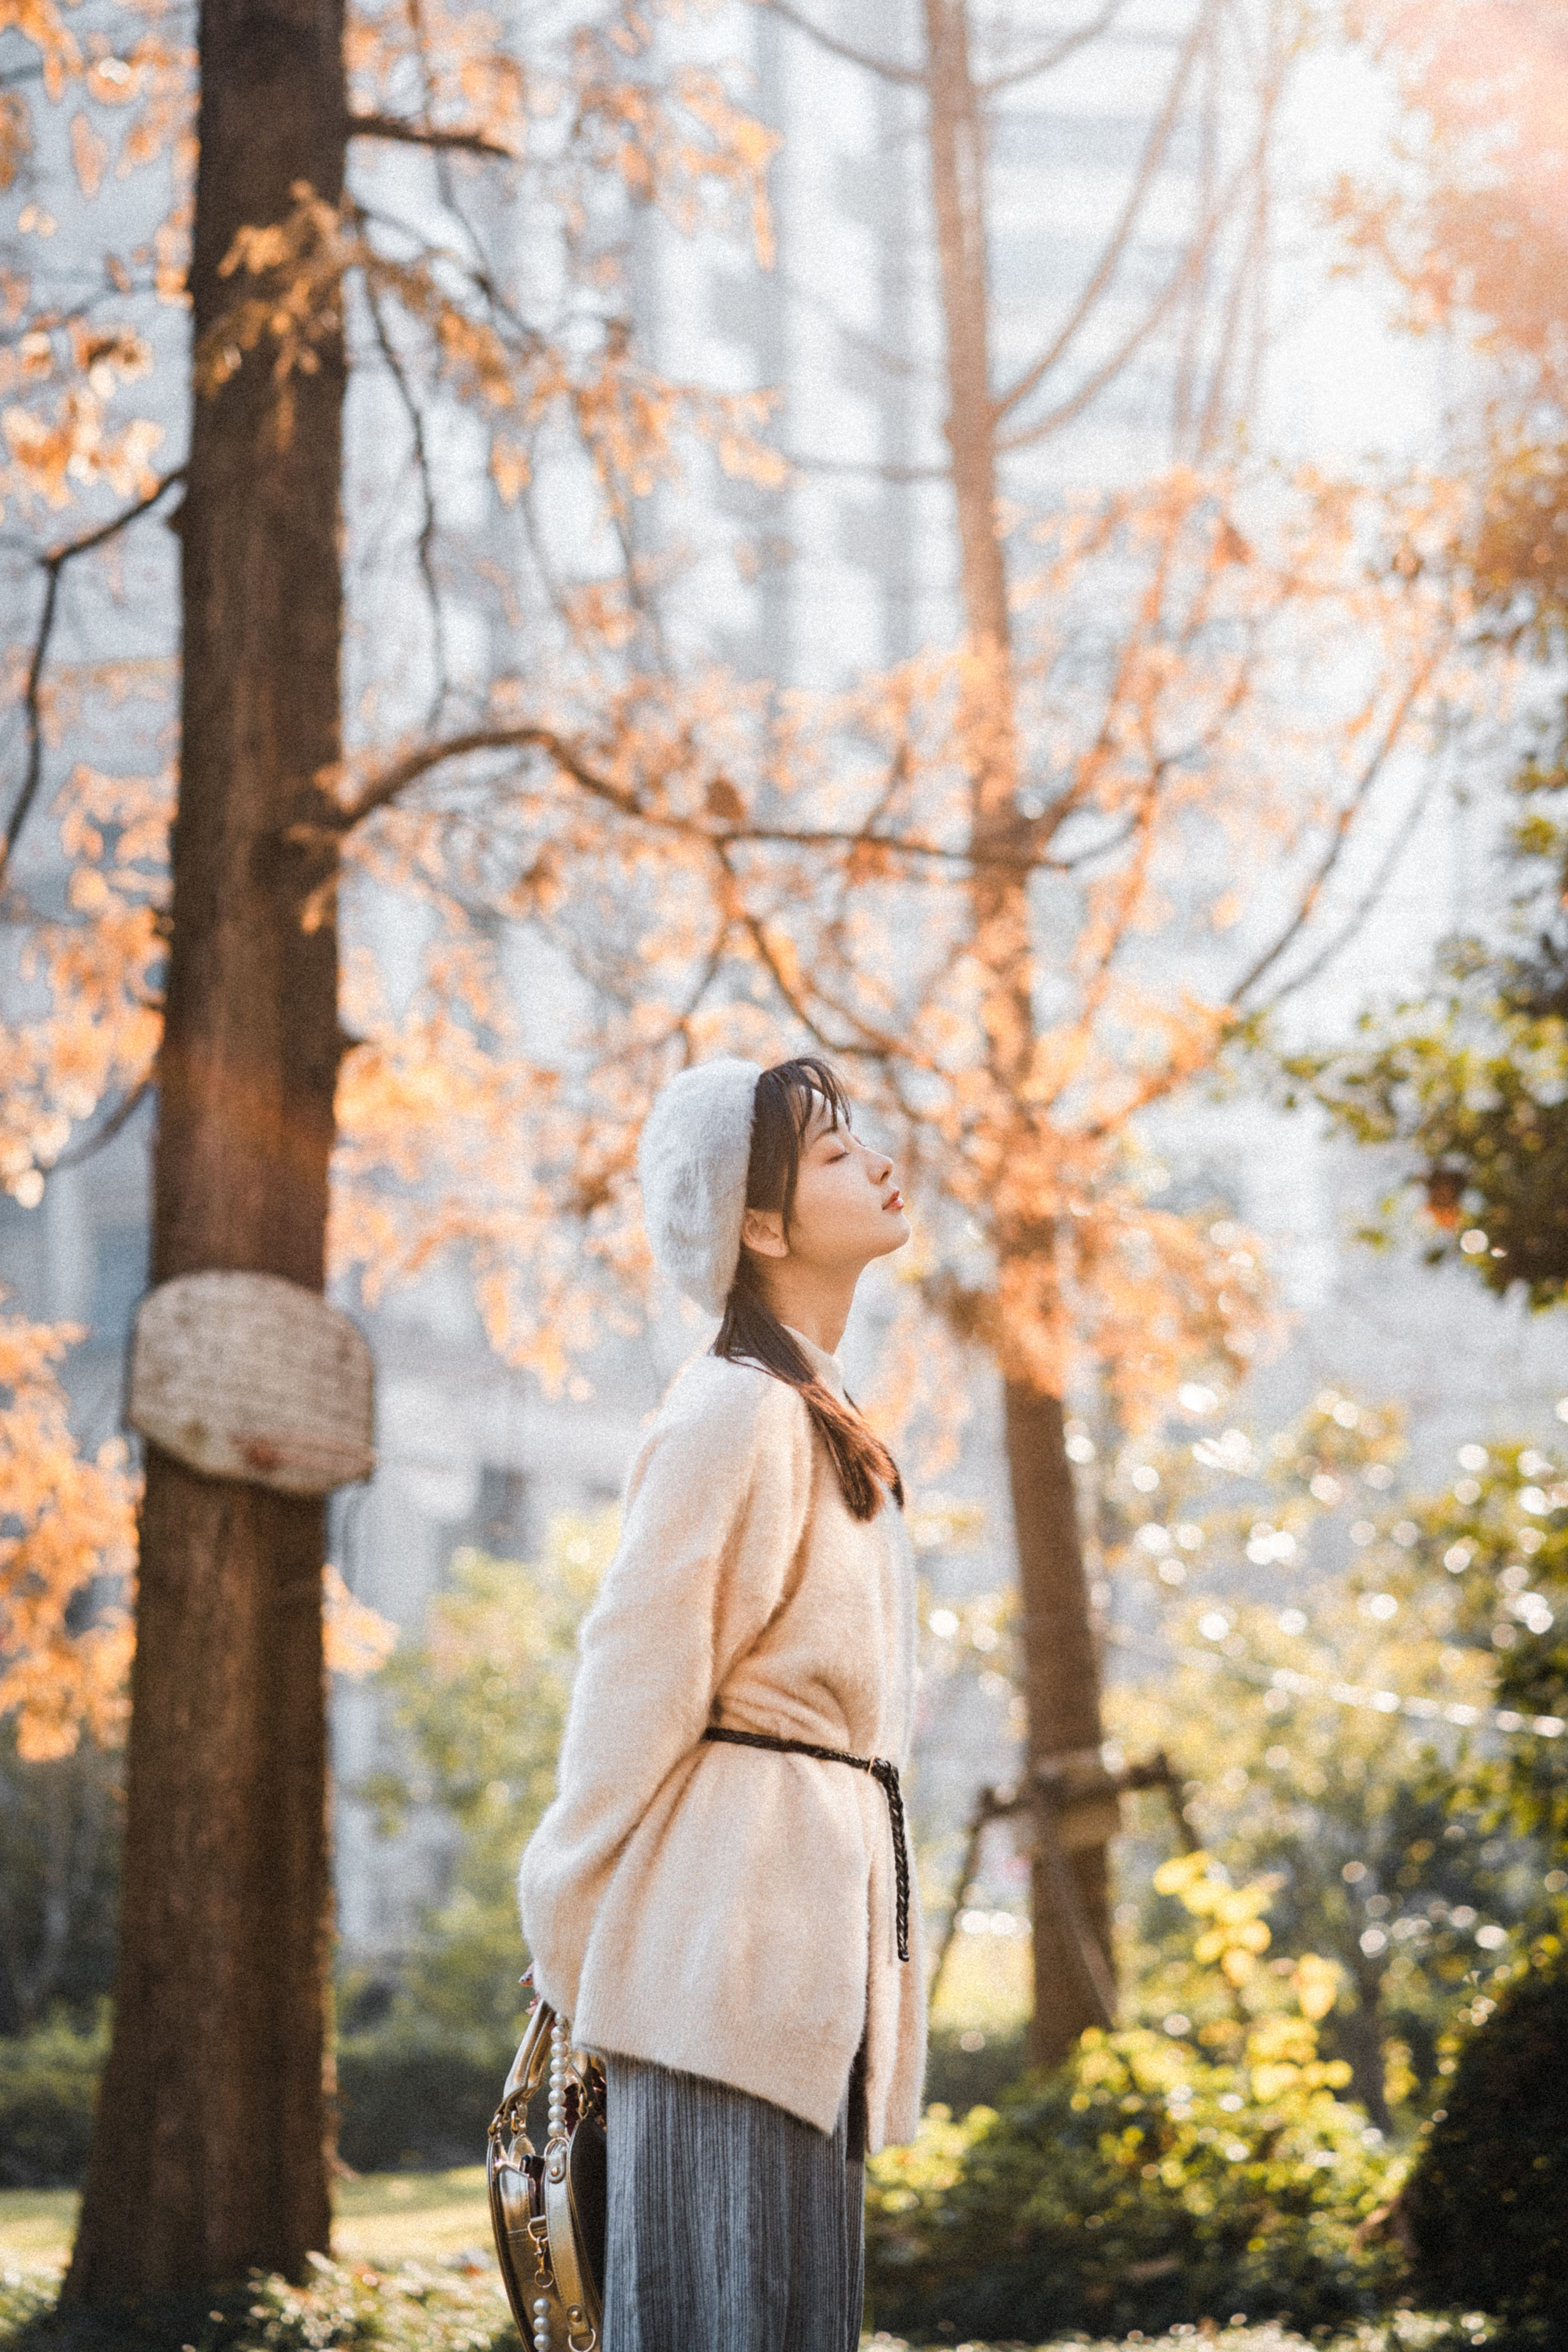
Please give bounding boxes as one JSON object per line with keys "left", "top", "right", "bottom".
{"left": 760, "top": 1265, "right": 855, "bottom": 1355}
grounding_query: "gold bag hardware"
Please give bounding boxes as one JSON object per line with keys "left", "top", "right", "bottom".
{"left": 488, "top": 1990, "right": 606, "bottom": 2352}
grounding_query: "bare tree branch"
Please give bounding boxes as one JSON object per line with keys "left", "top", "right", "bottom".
{"left": 351, "top": 187, "right": 549, "bottom": 364}
{"left": 977, "top": 0, "right": 1131, "bottom": 92}
{"left": 770, "top": 259, "right": 938, "bottom": 388}
{"left": 2, "top": 467, "right": 186, "bottom": 886}
{"left": 362, "top": 278, "right": 448, "bottom": 725}
{"left": 337, "top": 725, "right": 627, "bottom": 829}
{"left": 756, "top": 0, "right": 926, "bottom": 86}
{"left": 739, "top": 916, "right": 868, "bottom": 1056}
{"left": 999, "top": 263, "right": 1202, "bottom": 452}
{"left": 991, "top": 0, "right": 1215, "bottom": 425}
{"left": 1052, "top": 811, "right": 1140, "bottom": 871}
{"left": 1247, "top": 764, "right": 1440, "bottom": 1012}
{"left": 337, "top": 721, "right": 1060, "bottom": 872}
{"left": 721, "top": 850, "right": 906, "bottom": 1062}
{"left": 1228, "top": 656, "right": 1443, "bottom": 1007}
{"left": 782, "top": 448, "right": 950, "bottom": 483}
{"left": 1021, "top": 533, "right": 1182, "bottom": 861}
{"left": 46, "top": 1076, "right": 156, "bottom": 1177}
{"left": 996, "top": 123, "right": 1269, "bottom": 454}
{"left": 348, "top": 112, "right": 514, "bottom": 160}
{"left": 1186, "top": 32, "right": 1281, "bottom": 456}
{"left": 1171, "top": 31, "right": 1221, "bottom": 452}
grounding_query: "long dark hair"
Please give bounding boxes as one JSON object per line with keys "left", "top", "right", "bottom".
{"left": 713, "top": 1056, "right": 904, "bottom": 1522}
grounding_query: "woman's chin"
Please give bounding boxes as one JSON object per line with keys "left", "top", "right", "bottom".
{"left": 873, "top": 1211, "right": 912, "bottom": 1257}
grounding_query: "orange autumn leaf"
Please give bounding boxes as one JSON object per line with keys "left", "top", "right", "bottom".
{"left": 0, "top": 89, "right": 32, "bottom": 190}
{"left": 322, "top": 1564, "right": 399, "bottom": 1678}
{"left": 0, "top": 1310, "right": 138, "bottom": 1761}
{"left": 70, "top": 108, "right": 107, "bottom": 197}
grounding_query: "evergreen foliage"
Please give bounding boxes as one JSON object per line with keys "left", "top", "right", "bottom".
{"left": 1287, "top": 930, "right": 1568, "bottom": 1309}
{"left": 0, "top": 1728, "right": 121, "bottom": 2038}
{"left": 334, "top": 2037, "right": 512, "bottom": 2178}
{"left": 0, "top": 2021, "right": 513, "bottom": 2187}
{"left": 1402, "top": 1942, "right": 1568, "bottom": 2336}
{"left": 0, "top": 2015, "right": 104, "bottom": 2191}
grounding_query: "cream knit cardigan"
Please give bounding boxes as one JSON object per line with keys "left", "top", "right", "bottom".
{"left": 517, "top": 1329, "right": 927, "bottom": 2153}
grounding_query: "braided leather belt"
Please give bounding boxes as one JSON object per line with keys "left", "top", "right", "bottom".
{"left": 702, "top": 1724, "right": 911, "bottom": 1963}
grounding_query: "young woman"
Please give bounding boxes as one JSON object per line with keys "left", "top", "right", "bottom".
{"left": 519, "top": 1054, "right": 927, "bottom": 2352}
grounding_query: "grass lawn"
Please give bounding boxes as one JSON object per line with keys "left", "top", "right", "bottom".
{"left": 0, "top": 2182, "right": 1495, "bottom": 2350}
{"left": 0, "top": 2192, "right": 74, "bottom": 2266}
{"left": 0, "top": 2168, "right": 497, "bottom": 2274}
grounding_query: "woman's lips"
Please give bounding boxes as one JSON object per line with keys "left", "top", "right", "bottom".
{"left": 884, "top": 1189, "right": 904, "bottom": 1213}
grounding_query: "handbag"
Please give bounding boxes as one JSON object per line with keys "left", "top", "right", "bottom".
{"left": 487, "top": 1990, "right": 607, "bottom": 2352}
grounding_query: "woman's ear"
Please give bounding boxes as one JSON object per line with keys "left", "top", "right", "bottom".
{"left": 740, "top": 1205, "right": 789, "bottom": 1260}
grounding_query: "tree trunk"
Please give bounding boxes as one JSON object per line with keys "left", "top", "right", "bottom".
{"left": 922, "top": 0, "right": 1009, "bottom": 658}
{"left": 923, "top": 0, "right": 1114, "bottom": 2062}
{"left": 1337, "top": 1958, "right": 1395, "bottom": 2137}
{"left": 64, "top": 0, "right": 347, "bottom": 2299}
{"left": 1006, "top": 1383, "right": 1112, "bottom": 2064}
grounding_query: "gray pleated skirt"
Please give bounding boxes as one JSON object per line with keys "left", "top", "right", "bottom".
{"left": 600, "top": 2049, "right": 866, "bottom": 2352}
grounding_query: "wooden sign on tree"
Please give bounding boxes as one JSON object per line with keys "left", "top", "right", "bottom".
{"left": 128, "top": 1270, "right": 375, "bottom": 1494}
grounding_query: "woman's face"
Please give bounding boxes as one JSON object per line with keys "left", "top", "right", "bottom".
{"left": 750, "top": 1095, "right": 910, "bottom": 1276}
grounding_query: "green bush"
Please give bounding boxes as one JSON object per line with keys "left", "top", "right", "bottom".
{"left": 335, "top": 2031, "right": 519, "bottom": 2175}
{"left": 867, "top": 2019, "right": 1400, "bottom": 2342}
{"left": 0, "top": 2013, "right": 105, "bottom": 2189}
{"left": 1402, "top": 1940, "right": 1568, "bottom": 2337}
{"left": 0, "top": 1728, "right": 121, "bottom": 2041}
{"left": 922, "top": 2023, "right": 1028, "bottom": 2118}
{"left": 0, "top": 2020, "right": 519, "bottom": 2186}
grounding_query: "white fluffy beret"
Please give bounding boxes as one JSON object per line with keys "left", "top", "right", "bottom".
{"left": 638, "top": 1058, "right": 763, "bottom": 1314}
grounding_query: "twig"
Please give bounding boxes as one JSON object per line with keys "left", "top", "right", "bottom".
{"left": 991, "top": 0, "right": 1215, "bottom": 426}
{"left": 1228, "top": 652, "right": 1442, "bottom": 1006}
{"left": 994, "top": 114, "right": 1274, "bottom": 456}
{"left": 45, "top": 1075, "right": 155, "bottom": 1176}
{"left": 782, "top": 449, "right": 949, "bottom": 484}
{"left": 926, "top": 1806, "right": 991, "bottom": 2009}
{"left": 757, "top": 0, "right": 925, "bottom": 86}
{"left": 2, "top": 468, "right": 186, "bottom": 885}
{"left": 363, "top": 278, "right": 448, "bottom": 725}
{"left": 927, "top": 1753, "right": 1193, "bottom": 2013}
{"left": 727, "top": 868, "right": 896, "bottom": 1062}
{"left": 1250, "top": 763, "right": 1440, "bottom": 1012}
{"left": 1035, "top": 1803, "right": 1119, "bottom": 2027}
{"left": 997, "top": 241, "right": 1217, "bottom": 452}
{"left": 336, "top": 721, "right": 1066, "bottom": 873}
{"left": 348, "top": 112, "right": 514, "bottom": 160}
{"left": 977, "top": 0, "right": 1131, "bottom": 92}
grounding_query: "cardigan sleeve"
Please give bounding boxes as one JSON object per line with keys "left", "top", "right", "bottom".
{"left": 517, "top": 1359, "right": 813, "bottom": 2019}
